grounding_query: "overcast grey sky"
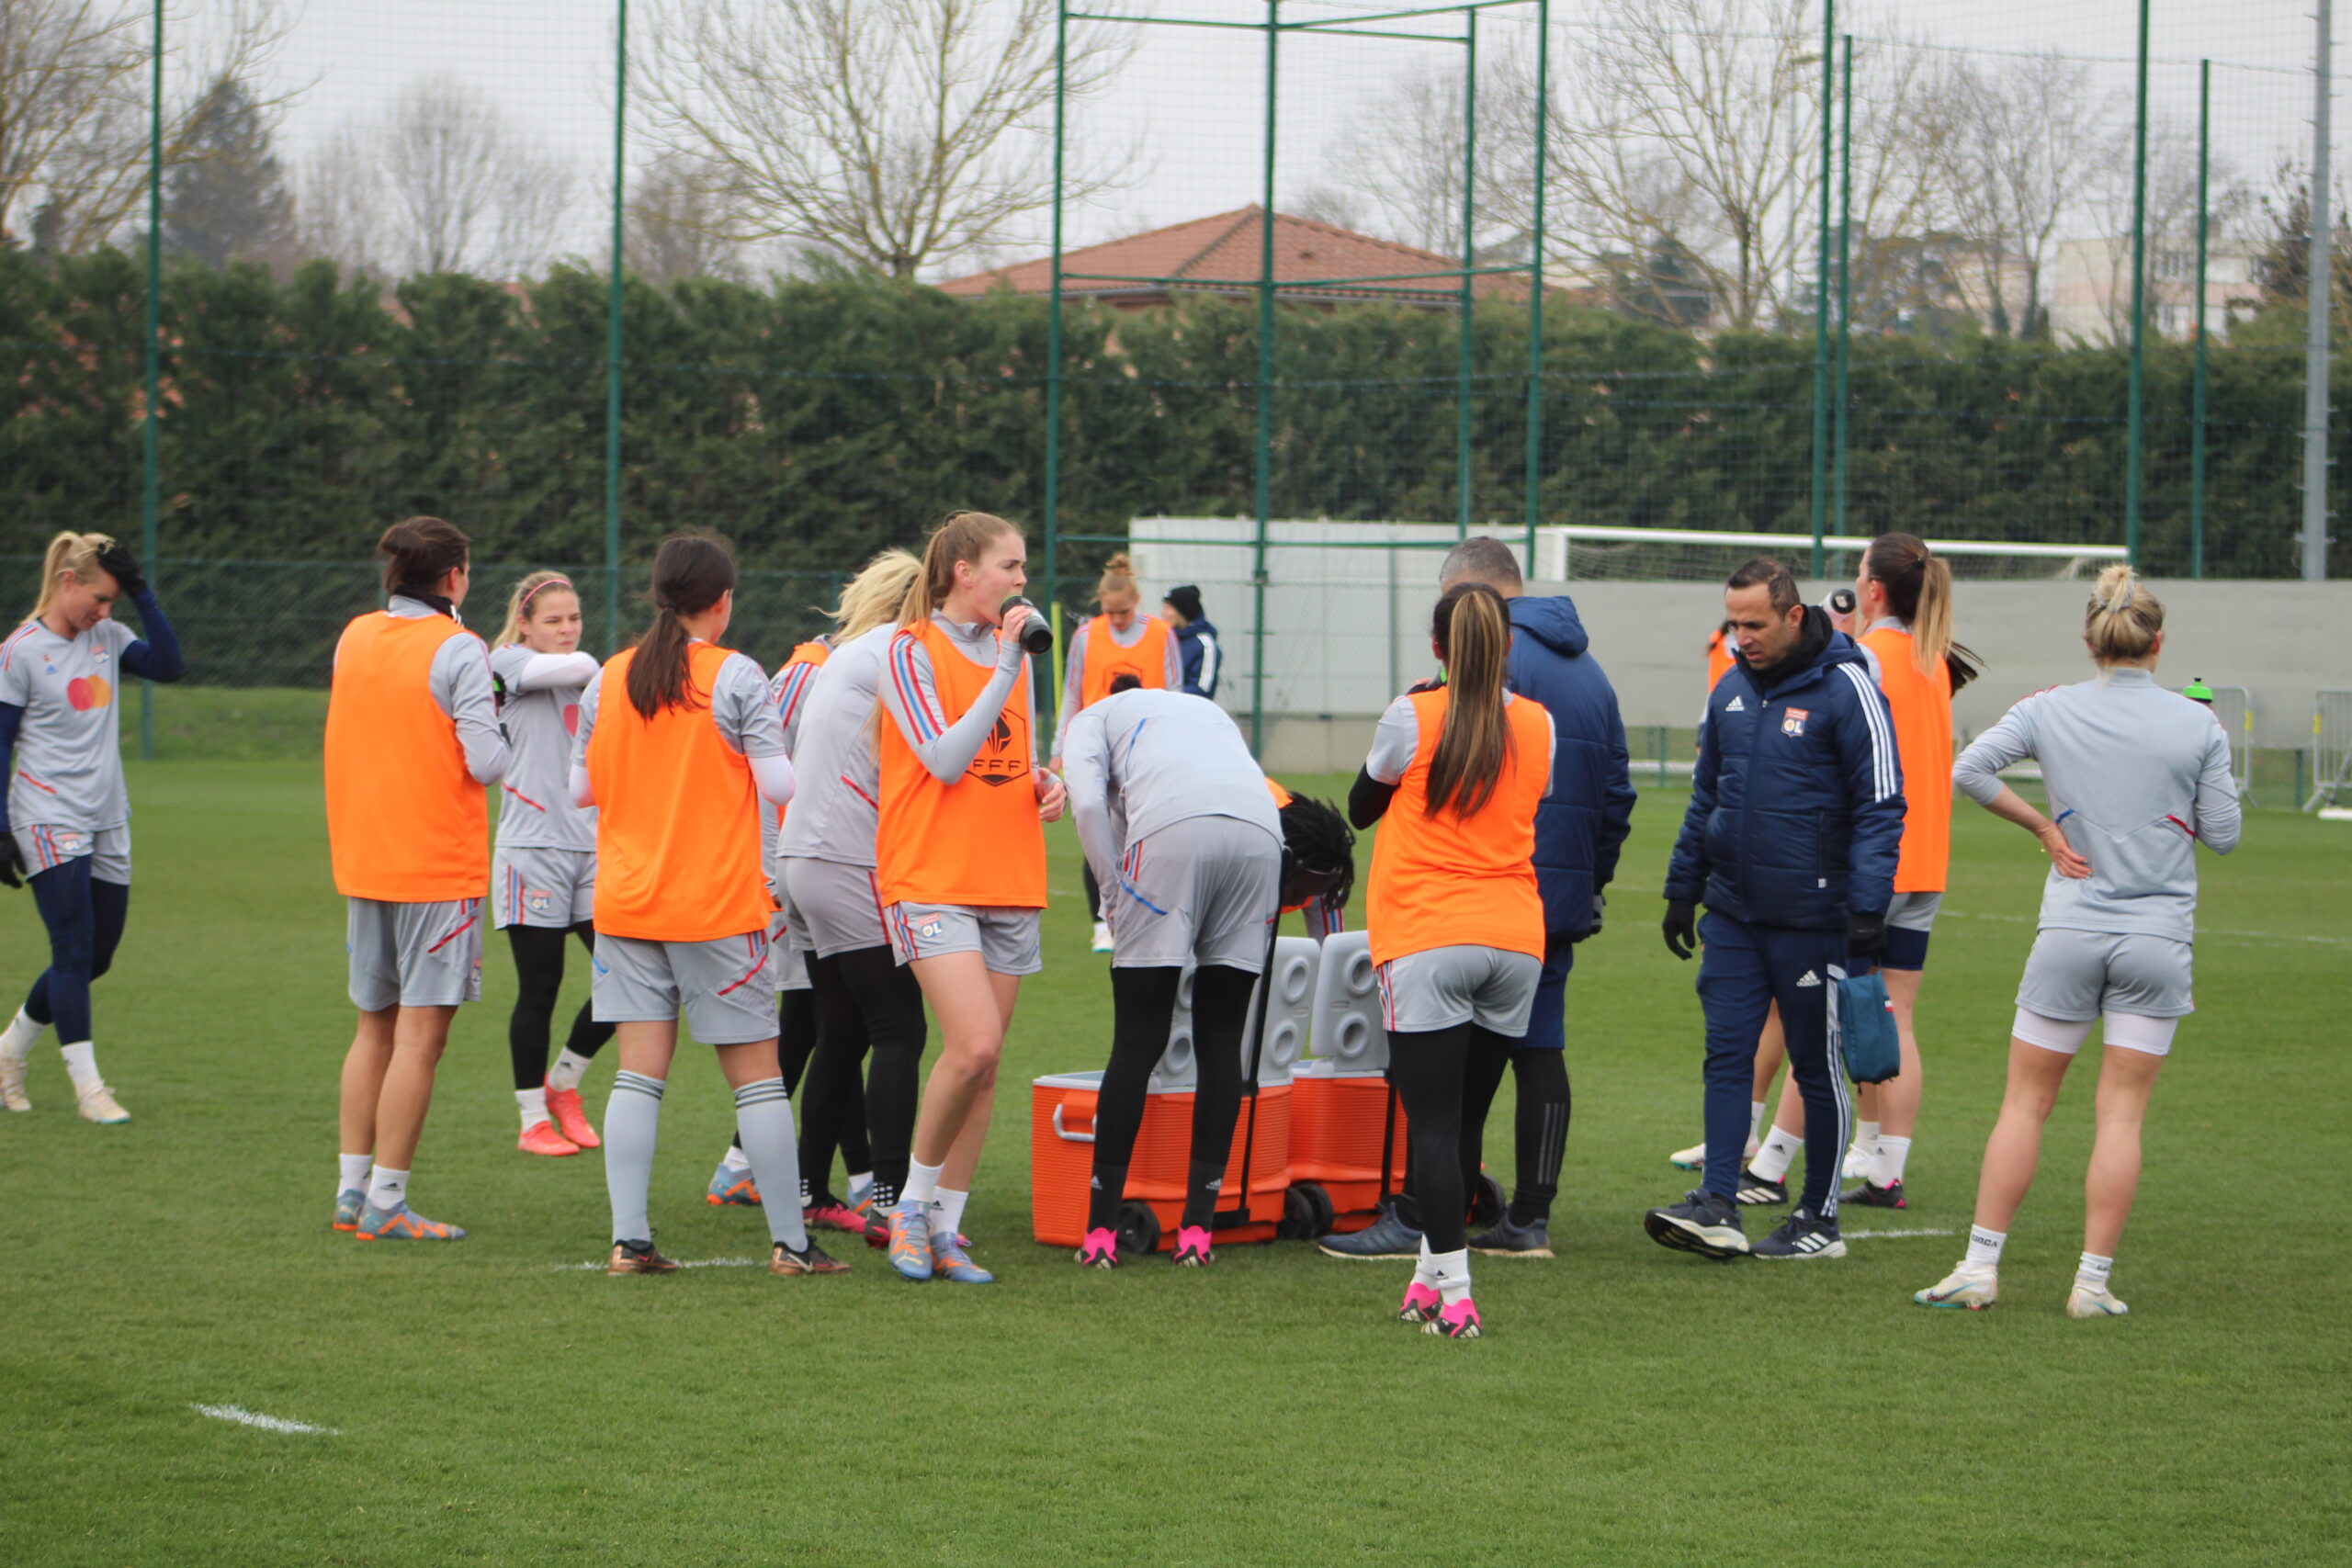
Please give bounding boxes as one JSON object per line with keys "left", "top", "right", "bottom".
{"left": 235, "top": 0, "right": 2330, "bottom": 274}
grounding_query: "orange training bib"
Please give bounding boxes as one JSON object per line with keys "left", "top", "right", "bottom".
{"left": 876, "top": 621, "right": 1046, "bottom": 909}
{"left": 1367, "top": 689, "right": 1548, "bottom": 967}
{"left": 324, "top": 612, "right": 488, "bottom": 903}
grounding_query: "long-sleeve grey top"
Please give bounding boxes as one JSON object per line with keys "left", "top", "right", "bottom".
{"left": 1953, "top": 667, "right": 2240, "bottom": 942}
{"left": 1052, "top": 612, "right": 1185, "bottom": 757}
{"left": 1062, "top": 686, "right": 1282, "bottom": 893}
{"left": 878, "top": 615, "right": 1037, "bottom": 784}
{"left": 393, "top": 594, "right": 507, "bottom": 785}
{"left": 779, "top": 626, "right": 890, "bottom": 868}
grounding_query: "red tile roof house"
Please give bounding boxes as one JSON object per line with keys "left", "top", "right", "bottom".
{"left": 937, "top": 206, "right": 1532, "bottom": 310}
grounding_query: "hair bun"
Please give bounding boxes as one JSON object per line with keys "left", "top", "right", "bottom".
{"left": 2093, "top": 563, "right": 2137, "bottom": 614}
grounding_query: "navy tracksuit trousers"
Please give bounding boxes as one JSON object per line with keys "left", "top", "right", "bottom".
{"left": 1696, "top": 912, "right": 1852, "bottom": 1220}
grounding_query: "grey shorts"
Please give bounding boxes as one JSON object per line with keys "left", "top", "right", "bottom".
{"left": 2015, "top": 927, "right": 2195, "bottom": 1021}
{"left": 593, "top": 930, "right": 779, "bottom": 1045}
{"left": 1887, "top": 890, "right": 1943, "bottom": 931}
{"left": 1104, "top": 816, "right": 1282, "bottom": 973}
{"left": 782, "top": 856, "right": 887, "bottom": 959}
{"left": 770, "top": 898, "right": 811, "bottom": 993}
{"left": 1375, "top": 945, "right": 1544, "bottom": 1036}
{"left": 15, "top": 823, "right": 130, "bottom": 886}
{"left": 347, "top": 896, "right": 484, "bottom": 1011}
{"left": 883, "top": 900, "right": 1043, "bottom": 976}
{"left": 492, "top": 845, "right": 594, "bottom": 930}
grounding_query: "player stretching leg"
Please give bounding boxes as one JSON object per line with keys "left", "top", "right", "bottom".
{"left": 876, "top": 513, "right": 1067, "bottom": 1284}
{"left": 489, "top": 573, "right": 612, "bottom": 1156}
{"left": 326, "top": 520, "right": 507, "bottom": 1240}
{"left": 0, "top": 533, "right": 185, "bottom": 1121}
{"left": 1353, "top": 584, "right": 1554, "bottom": 1338}
{"left": 572, "top": 534, "right": 842, "bottom": 1279}
{"left": 1917, "top": 568, "right": 2237, "bottom": 1317}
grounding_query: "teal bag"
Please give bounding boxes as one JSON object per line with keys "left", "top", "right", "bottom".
{"left": 1838, "top": 969, "right": 1901, "bottom": 1084}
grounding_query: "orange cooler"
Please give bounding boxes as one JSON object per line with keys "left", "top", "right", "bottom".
{"left": 1287, "top": 1058, "right": 1408, "bottom": 1234}
{"left": 1031, "top": 1071, "right": 1293, "bottom": 1250}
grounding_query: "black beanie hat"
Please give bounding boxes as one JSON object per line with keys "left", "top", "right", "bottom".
{"left": 1163, "top": 584, "right": 1204, "bottom": 624}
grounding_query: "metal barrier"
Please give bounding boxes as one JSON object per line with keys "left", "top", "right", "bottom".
{"left": 2307, "top": 690, "right": 2352, "bottom": 810}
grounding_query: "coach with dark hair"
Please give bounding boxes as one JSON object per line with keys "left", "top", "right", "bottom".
{"left": 1317, "top": 536, "right": 1635, "bottom": 1261}
{"left": 1648, "top": 557, "right": 1904, "bottom": 1262}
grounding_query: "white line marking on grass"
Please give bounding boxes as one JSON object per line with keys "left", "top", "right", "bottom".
{"left": 192, "top": 1404, "right": 339, "bottom": 1435}
{"left": 552, "top": 1256, "right": 763, "bottom": 1271}
{"left": 1943, "top": 909, "right": 2352, "bottom": 949}
{"left": 1843, "top": 1227, "right": 1954, "bottom": 1240}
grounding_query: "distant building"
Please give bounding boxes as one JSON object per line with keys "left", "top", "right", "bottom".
{"left": 937, "top": 206, "right": 1529, "bottom": 310}
{"left": 2049, "top": 234, "right": 2261, "bottom": 345}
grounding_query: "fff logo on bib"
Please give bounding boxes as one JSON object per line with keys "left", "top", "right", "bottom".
{"left": 1781, "top": 706, "right": 1809, "bottom": 738}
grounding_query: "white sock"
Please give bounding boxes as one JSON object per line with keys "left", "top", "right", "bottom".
{"left": 367, "top": 1166, "right": 411, "bottom": 1212}
{"left": 1749, "top": 1125, "right": 1801, "bottom": 1182}
{"left": 1854, "top": 1119, "right": 1882, "bottom": 1157}
{"left": 1426, "top": 1247, "right": 1473, "bottom": 1306}
{"left": 900, "top": 1158, "right": 944, "bottom": 1209}
{"left": 546, "top": 1048, "right": 594, "bottom": 1094}
{"left": 1747, "top": 1100, "right": 1767, "bottom": 1149}
{"left": 846, "top": 1170, "right": 875, "bottom": 1205}
{"left": 1874, "top": 1134, "right": 1913, "bottom": 1187}
{"left": 0, "top": 1008, "right": 40, "bottom": 1064}
{"left": 517, "top": 1086, "right": 549, "bottom": 1130}
{"left": 1414, "top": 1237, "right": 1441, "bottom": 1288}
{"left": 338, "top": 1151, "right": 374, "bottom": 1199}
{"left": 1963, "top": 1225, "right": 2006, "bottom": 1270}
{"left": 932, "top": 1187, "right": 970, "bottom": 1239}
{"left": 2075, "top": 1251, "right": 2115, "bottom": 1292}
{"left": 59, "top": 1041, "right": 101, "bottom": 1094}
{"left": 720, "top": 1141, "right": 752, "bottom": 1173}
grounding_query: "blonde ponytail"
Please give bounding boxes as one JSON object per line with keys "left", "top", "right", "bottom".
{"left": 31, "top": 531, "right": 114, "bottom": 620}
{"left": 2085, "top": 564, "right": 2164, "bottom": 664}
{"left": 832, "top": 548, "right": 922, "bottom": 643}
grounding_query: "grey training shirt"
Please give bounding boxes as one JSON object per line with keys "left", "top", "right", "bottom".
{"left": 0, "top": 615, "right": 139, "bottom": 831}
{"left": 1953, "top": 667, "right": 2240, "bottom": 942}
{"left": 779, "top": 625, "right": 891, "bottom": 867}
{"left": 1062, "top": 687, "right": 1282, "bottom": 892}
{"left": 491, "top": 645, "right": 600, "bottom": 851}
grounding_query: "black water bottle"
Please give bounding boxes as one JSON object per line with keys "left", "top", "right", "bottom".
{"left": 1000, "top": 595, "right": 1054, "bottom": 656}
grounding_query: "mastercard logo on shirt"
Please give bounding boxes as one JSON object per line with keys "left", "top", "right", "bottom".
{"left": 65, "top": 675, "right": 113, "bottom": 712}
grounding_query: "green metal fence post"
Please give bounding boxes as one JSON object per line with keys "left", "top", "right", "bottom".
{"left": 604, "top": 0, "right": 628, "bottom": 654}
{"left": 1251, "top": 0, "right": 1278, "bottom": 754}
{"left": 1808, "top": 0, "right": 1833, "bottom": 579}
{"left": 1834, "top": 32, "right": 1851, "bottom": 538}
{"left": 1521, "top": 0, "right": 1548, "bottom": 572}
{"left": 2125, "top": 0, "right": 2149, "bottom": 570}
{"left": 1455, "top": 7, "right": 1477, "bottom": 539}
{"left": 1045, "top": 0, "right": 1069, "bottom": 735}
{"left": 140, "top": 0, "right": 162, "bottom": 761}
{"left": 2192, "top": 58, "right": 2211, "bottom": 580}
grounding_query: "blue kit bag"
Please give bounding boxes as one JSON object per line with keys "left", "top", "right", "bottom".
{"left": 1838, "top": 969, "right": 1901, "bottom": 1084}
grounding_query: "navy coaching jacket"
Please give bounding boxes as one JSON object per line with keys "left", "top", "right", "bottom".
{"left": 1665, "top": 608, "right": 1905, "bottom": 931}
{"left": 1507, "top": 594, "right": 1636, "bottom": 939}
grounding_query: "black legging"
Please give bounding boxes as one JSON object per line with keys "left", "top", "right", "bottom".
{"left": 1459, "top": 1037, "right": 1572, "bottom": 1225}
{"left": 807, "top": 942, "right": 926, "bottom": 1206}
{"left": 506, "top": 922, "right": 612, "bottom": 1091}
{"left": 25, "top": 861, "right": 127, "bottom": 1043}
{"left": 1087, "top": 964, "right": 1259, "bottom": 1235}
{"left": 1388, "top": 1022, "right": 1514, "bottom": 1256}
{"left": 1082, "top": 860, "right": 1102, "bottom": 920}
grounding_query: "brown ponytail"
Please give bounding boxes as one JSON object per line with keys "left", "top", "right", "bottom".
{"left": 1424, "top": 582, "right": 1515, "bottom": 818}
{"left": 378, "top": 516, "right": 469, "bottom": 600}
{"left": 626, "top": 533, "right": 737, "bottom": 718}
{"left": 1860, "top": 532, "right": 1980, "bottom": 692}
{"left": 900, "top": 511, "right": 1021, "bottom": 627}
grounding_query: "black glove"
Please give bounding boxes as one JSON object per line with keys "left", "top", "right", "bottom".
{"left": 95, "top": 541, "right": 145, "bottom": 599}
{"left": 1662, "top": 898, "right": 1697, "bottom": 961}
{"left": 1847, "top": 909, "right": 1887, "bottom": 959}
{"left": 1574, "top": 894, "right": 1605, "bottom": 943}
{"left": 0, "top": 836, "right": 22, "bottom": 891}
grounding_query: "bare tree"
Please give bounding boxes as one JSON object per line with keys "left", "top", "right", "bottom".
{"left": 0, "top": 0, "right": 290, "bottom": 252}
{"left": 624, "top": 150, "right": 754, "bottom": 284}
{"left": 1320, "top": 67, "right": 1475, "bottom": 256}
{"left": 299, "top": 77, "right": 576, "bottom": 279}
{"left": 642, "top": 0, "right": 1133, "bottom": 280}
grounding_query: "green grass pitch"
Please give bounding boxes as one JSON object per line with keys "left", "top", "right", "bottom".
{"left": 1, "top": 759, "right": 2346, "bottom": 1565}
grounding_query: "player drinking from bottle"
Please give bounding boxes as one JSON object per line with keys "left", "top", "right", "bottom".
{"left": 876, "top": 512, "right": 1067, "bottom": 1284}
